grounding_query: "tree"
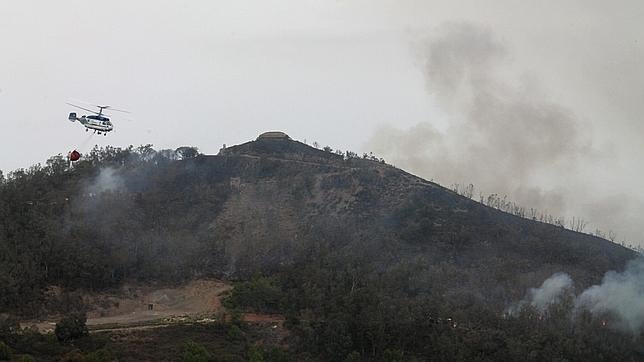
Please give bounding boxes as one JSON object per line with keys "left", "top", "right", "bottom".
{"left": 157, "top": 149, "right": 179, "bottom": 161}
{"left": 383, "top": 349, "right": 404, "bottom": 362}
{"left": 344, "top": 351, "right": 361, "bottom": 362}
{"left": 0, "top": 316, "right": 20, "bottom": 344}
{"left": 45, "top": 155, "right": 68, "bottom": 176}
{"left": 137, "top": 144, "right": 156, "bottom": 161}
{"left": 248, "top": 347, "right": 264, "bottom": 362}
{"left": 463, "top": 184, "right": 474, "bottom": 199}
{"left": 322, "top": 320, "right": 353, "bottom": 361}
{"left": 54, "top": 313, "right": 88, "bottom": 343}
{"left": 345, "top": 151, "right": 358, "bottom": 160}
{"left": 175, "top": 146, "right": 200, "bottom": 159}
{"left": 180, "top": 341, "right": 211, "bottom": 362}
{"left": 226, "top": 324, "right": 245, "bottom": 341}
{"left": 224, "top": 276, "right": 284, "bottom": 313}
{"left": 569, "top": 217, "right": 587, "bottom": 233}
{"left": 608, "top": 230, "right": 617, "bottom": 243}
{"left": 0, "top": 341, "right": 11, "bottom": 360}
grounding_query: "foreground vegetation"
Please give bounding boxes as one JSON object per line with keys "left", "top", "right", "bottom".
{"left": 0, "top": 314, "right": 291, "bottom": 361}
{"left": 223, "top": 250, "right": 644, "bottom": 361}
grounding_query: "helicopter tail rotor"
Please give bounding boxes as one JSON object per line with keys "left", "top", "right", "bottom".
{"left": 68, "top": 112, "right": 77, "bottom": 122}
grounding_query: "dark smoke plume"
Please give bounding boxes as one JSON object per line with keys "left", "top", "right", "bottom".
{"left": 367, "top": 23, "right": 643, "bottom": 246}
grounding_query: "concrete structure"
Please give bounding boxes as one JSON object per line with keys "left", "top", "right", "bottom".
{"left": 257, "top": 131, "right": 290, "bottom": 141}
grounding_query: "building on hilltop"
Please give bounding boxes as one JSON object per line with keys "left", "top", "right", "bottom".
{"left": 257, "top": 131, "right": 291, "bottom": 141}
{"left": 218, "top": 131, "right": 292, "bottom": 156}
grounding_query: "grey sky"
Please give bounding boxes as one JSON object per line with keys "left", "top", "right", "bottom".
{"left": 1, "top": 1, "right": 643, "bottom": 245}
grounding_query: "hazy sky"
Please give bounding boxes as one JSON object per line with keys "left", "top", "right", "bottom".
{"left": 1, "top": 1, "right": 643, "bottom": 245}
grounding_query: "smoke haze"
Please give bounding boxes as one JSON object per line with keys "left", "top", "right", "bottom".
{"left": 506, "top": 273, "right": 573, "bottom": 316}
{"left": 367, "top": 23, "right": 643, "bottom": 246}
{"left": 1, "top": 2, "right": 642, "bottom": 245}
{"left": 575, "top": 257, "right": 644, "bottom": 335}
{"left": 86, "top": 167, "right": 125, "bottom": 194}
{"left": 508, "top": 257, "right": 644, "bottom": 335}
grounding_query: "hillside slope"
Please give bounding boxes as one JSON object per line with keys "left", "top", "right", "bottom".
{"left": 0, "top": 136, "right": 633, "bottom": 314}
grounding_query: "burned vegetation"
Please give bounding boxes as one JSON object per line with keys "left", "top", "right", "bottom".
{"left": 0, "top": 137, "right": 642, "bottom": 361}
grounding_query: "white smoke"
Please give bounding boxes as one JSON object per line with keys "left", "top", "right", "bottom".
{"left": 509, "top": 257, "right": 644, "bottom": 335}
{"left": 575, "top": 257, "right": 644, "bottom": 335}
{"left": 506, "top": 272, "right": 573, "bottom": 316}
{"left": 86, "top": 167, "right": 125, "bottom": 194}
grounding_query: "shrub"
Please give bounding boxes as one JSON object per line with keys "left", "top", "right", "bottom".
{"left": 15, "top": 355, "right": 36, "bottom": 362}
{"left": 247, "top": 346, "right": 264, "bottom": 362}
{"left": 224, "top": 276, "right": 284, "bottom": 313}
{"left": 0, "top": 316, "right": 20, "bottom": 343}
{"left": 80, "top": 348, "right": 113, "bottom": 362}
{"left": 0, "top": 341, "right": 12, "bottom": 360}
{"left": 54, "top": 313, "right": 88, "bottom": 343}
{"left": 248, "top": 346, "right": 291, "bottom": 362}
{"left": 344, "top": 351, "right": 361, "bottom": 362}
{"left": 383, "top": 349, "right": 404, "bottom": 362}
{"left": 226, "top": 325, "right": 245, "bottom": 341}
{"left": 180, "top": 341, "right": 211, "bottom": 362}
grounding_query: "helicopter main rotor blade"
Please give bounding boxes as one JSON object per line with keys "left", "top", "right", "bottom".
{"left": 66, "top": 103, "right": 100, "bottom": 115}
{"left": 103, "top": 106, "right": 131, "bottom": 113}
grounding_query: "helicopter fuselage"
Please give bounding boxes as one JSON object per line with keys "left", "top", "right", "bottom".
{"left": 69, "top": 113, "right": 113, "bottom": 133}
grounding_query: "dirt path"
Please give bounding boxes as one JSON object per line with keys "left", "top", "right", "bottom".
{"left": 21, "top": 280, "right": 285, "bottom": 335}
{"left": 243, "top": 313, "right": 285, "bottom": 324}
{"left": 22, "top": 280, "right": 232, "bottom": 333}
{"left": 91, "top": 323, "right": 172, "bottom": 333}
{"left": 86, "top": 280, "right": 231, "bottom": 327}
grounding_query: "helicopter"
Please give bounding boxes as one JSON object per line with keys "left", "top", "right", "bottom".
{"left": 66, "top": 103, "right": 129, "bottom": 135}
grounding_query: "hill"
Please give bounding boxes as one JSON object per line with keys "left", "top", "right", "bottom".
{"left": 0, "top": 135, "right": 641, "bottom": 360}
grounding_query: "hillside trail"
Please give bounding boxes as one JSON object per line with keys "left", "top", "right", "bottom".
{"left": 86, "top": 280, "right": 231, "bottom": 327}
{"left": 22, "top": 280, "right": 230, "bottom": 333}
{"left": 22, "top": 279, "right": 284, "bottom": 333}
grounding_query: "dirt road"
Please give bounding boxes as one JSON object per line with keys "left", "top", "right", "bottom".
{"left": 22, "top": 280, "right": 232, "bottom": 333}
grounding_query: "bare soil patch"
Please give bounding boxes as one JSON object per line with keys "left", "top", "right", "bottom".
{"left": 86, "top": 279, "right": 231, "bottom": 326}
{"left": 22, "top": 279, "right": 231, "bottom": 333}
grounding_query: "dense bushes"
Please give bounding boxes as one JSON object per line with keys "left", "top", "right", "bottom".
{"left": 0, "top": 146, "right": 227, "bottom": 315}
{"left": 224, "top": 276, "right": 285, "bottom": 313}
{"left": 0, "top": 341, "right": 11, "bottom": 360}
{"left": 0, "top": 317, "right": 293, "bottom": 361}
{"left": 224, "top": 250, "right": 644, "bottom": 361}
{"left": 180, "top": 341, "right": 211, "bottom": 362}
{"left": 54, "top": 313, "right": 88, "bottom": 343}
